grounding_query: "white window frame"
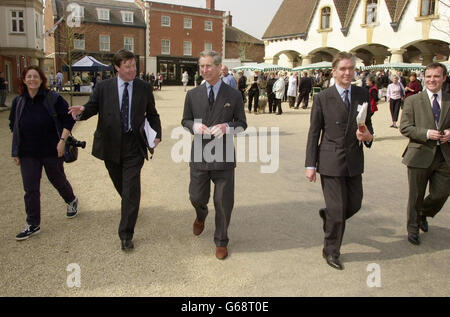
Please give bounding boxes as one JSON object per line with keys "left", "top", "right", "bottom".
{"left": 161, "top": 39, "right": 170, "bottom": 55}
{"left": 97, "top": 8, "right": 110, "bottom": 21}
{"left": 99, "top": 34, "right": 110, "bottom": 51}
{"left": 161, "top": 15, "right": 171, "bottom": 27}
{"left": 183, "top": 41, "right": 192, "bottom": 56}
{"left": 321, "top": 7, "right": 331, "bottom": 30}
{"left": 75, "top": 6, "right": 85, "bottom": 18}
{"left": 74, "top": 33, "right": 85, "bottom": 50}
{"left": 11, "top": 10, "right": 25, "bottom": 33}
{"left": 122, "top": 11, "right": 134, "bottom": 24}
{"left": 124, "top": 37, "right": 134, "bottom": 52}
{"left": 184, "top": 18, "right": 192, "bottom": 29}
{"left": 204, "top": 42, "right": 212, "bottom": 51}
{"left": 365, "top": 0, "right": 377, "bottom": 24}
{"left": 204, "top": 20, "right": 213, "bottom": 31}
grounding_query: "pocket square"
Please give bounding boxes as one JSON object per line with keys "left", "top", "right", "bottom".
{"left": 224, "top": 103, "right": 231, "bottom": 108}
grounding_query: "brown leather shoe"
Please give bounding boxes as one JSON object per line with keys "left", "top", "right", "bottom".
{"left": 193, "top": 219, "right": 205, "bottom": 236}
{"left": 216, "top": 246, "right": 228, "bottom": 260}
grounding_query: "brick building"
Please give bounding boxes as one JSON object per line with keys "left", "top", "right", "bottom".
{"left": 47, "top": 0, "right": 146, "bottom": 81}
{"left": 0, "top": 0, "right": 46, "bottom": 93}
{"left": 142, "top": 0, "right": 225, "bottom": 85}
{"left": 224, "top": 13, "right": 265, "bottom": 65}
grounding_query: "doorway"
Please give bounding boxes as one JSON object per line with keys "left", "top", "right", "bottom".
{"left": 5, "top": 62, "right": 12, "bottom": 93}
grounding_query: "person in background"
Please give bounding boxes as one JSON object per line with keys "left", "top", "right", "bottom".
{"left": 296, "top": 71, "right": 313, "bottom": 109}
{"left": 366, "top": 75, "right": 379, "bottom": 116}
{"left": 182, "top": 70, "right": 189, "bottom": 92}
{"left": 266, "top": 72, "right": 277, "bottom": 113}
{"left": 248, "top": 70, "right": 261, "bottom": 114}
{"left": 194, "top": 71, "right": 199, "bottom": 87}
{"left": 9, "top": 65, "right": 78, "bottom": 241}
{"left": 273, "top": 71, "right": 285, "bottom": 115}
{"left": 158, "top": 73, "right": 163, "bottom": 90}
{"left": 237, "top": 70, "right": 247, "bottom": 103}
{"left": 73, "top": 73, "right": 82, "bottom": 92}
{"left": 405, "top": 73, "right": 422, "bottom": 99}
{"left": 387, "top": 75, "right": 405, "bottom": 128}
{"left": 56, "top": 71, "right": 64, "bottom": 92}
{"left": 221, "top": 65, "right": 237, "bottom": 89}
{"left": 287, "top": 72, "right": 298, "bottom": 109}
{"left": 0, "top": 70, "right": 8, "bottom": 107}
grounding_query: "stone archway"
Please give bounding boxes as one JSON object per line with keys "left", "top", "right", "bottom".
{"left": 402, "top": 39, "right": 450, "bottom": 65}
{"left": 306, "top": 47, "right": 340, "bottom": 65}
{"left": 267, "top": 50, "right": 302, "bottom": 68}
{"left": 350, "top": 43, "right": 390, "bottom": 65}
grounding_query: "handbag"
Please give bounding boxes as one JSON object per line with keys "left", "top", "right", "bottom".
{"left": 47, "top": 91, "right": 78, "bottom": 163}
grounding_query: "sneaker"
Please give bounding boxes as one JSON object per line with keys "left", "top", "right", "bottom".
{"left": 66, "top": 197, "right": 78, "bottom": 219}
{"left": 16, "top": 224, "right": 40, "bottom": 240}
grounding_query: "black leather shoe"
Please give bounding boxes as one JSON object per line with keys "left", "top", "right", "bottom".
{"left": 408, "top": 233, "right": 420, "bottom": 245}
{"left": 121, "top": 239, "right": 134, "bottom": 251}
{"left": 319, "top": 208, "right": 327, "bottom": 232}
{"left": 419, "top": 216, "right": 428, "bottom": 232}
{"left": 323, "top": 252, "right": 344, "bottom": 270}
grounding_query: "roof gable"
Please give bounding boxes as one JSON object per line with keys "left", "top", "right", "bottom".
{"left": 262, "top": 0, "right": 319, "bottom": 40}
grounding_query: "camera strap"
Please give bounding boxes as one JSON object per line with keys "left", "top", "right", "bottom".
{"left": 46, "top": 91, "right": 64, "bottom": 139}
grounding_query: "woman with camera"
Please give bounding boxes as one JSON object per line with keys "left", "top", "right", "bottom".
{"left": 9, "top": 65, "right": 79, "bottom": 241}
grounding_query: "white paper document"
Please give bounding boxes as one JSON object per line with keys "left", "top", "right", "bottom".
{"left": 356, "top": 102, "right": 368, "bottom": 126}
{"left": 144, "top": 119, "right": 157, "bottom": 148}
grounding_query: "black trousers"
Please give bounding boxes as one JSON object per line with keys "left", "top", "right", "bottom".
{"left": 189, "top": 168, "right": 235, "bottom": 247}
{"left": 320, "top": 174, "right": 363, "bottom": 257}
{"left": 389, "top": 98, "right": 402, "bottom": 122}
{"left": 274, "top": 98, "right": 282, "bottom": 114}
{"left": 407, "top": 147, "right": 450, "bottom": 234}
{"left": 296, "top": 91, "right": 310, "bottom": 108}
{"left": 268, "top": 93, "right": 275, "bottom": 113}
{"left": 20, "top": 157, "right": 75, "bottom": 226}
{"left": 248, "top": 90, "right": 259, "bottom": 113}
{"left": 104, "top": 132, "right": 144, "bottom": 240}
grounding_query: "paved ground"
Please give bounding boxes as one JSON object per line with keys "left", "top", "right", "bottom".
{"left": 0, "top": 86, "right": 449, "bottom": 297}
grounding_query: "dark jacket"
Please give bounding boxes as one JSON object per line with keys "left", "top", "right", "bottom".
{"left": 182, "top": 82, "right": 247, "bottom": 170}
{"left": 9, "top": 89, "right": 74, "bottom": 157}
{"left": 299, "top": 76, "right": 313, "bottom": 93}
{"left": 305, "top": 85, "right": 373, "bottom": 177}
{"left": 79, "top": 77, "right": 161, "bottom": 164}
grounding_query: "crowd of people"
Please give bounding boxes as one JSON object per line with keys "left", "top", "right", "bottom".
{"left": 6, "top": 48, "right": 450, "bottom": 271}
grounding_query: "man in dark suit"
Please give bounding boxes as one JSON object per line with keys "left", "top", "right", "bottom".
{"left": 296, "top": 71, "right": 313, "bottom": 109}
{"left": 69, "top": 49, "right": 161, "bottom": 251}
{"left": 305, "top": 52, "right": 374, "bottom": 270}
{"left": 400, "top": 62, "right": 450, "bottom": 246}
{"left": 182, "top": 51, "right": 247, "bottom": 260}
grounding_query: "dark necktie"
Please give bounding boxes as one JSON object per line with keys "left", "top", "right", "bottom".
{"left": 432, "top": 93, "right": 440, "bottom": 125}
{"left": 121, "top": 82, "right": 129, "bottom": 133}
{"left": 208, "top": 87, "right": 214, "bottom": 110}
{"left": 344, "top": 89, "right": 351, "bottom": 111}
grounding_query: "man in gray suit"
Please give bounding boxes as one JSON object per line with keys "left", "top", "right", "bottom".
{"left": 400, "top": 62, "right": 450, "bottom": 246}
{"left": 69, "top": 49, "right": 161, "bottom": 251}
{"left": 305, "top": 52, "right": 374, "bottom": 270}
{"left": 182, "top": 51, "right": 247, "bottom": 260}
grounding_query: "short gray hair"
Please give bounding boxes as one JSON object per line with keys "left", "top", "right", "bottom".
{"left": 199, "top": 50, "right": 222, "bottom": 66}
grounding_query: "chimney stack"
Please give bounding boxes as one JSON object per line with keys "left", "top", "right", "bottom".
{"left": 226, "top": 11, "right": 232, "bottom": 26}
{"left": 206, "top": 0, "right": 215, "bottom": 10}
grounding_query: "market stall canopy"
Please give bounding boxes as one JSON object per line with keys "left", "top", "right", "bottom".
{"left": 292, "top": 61, "right": 332, "bottom": 72}
{"left": 233, "top": 63, "right": 292, "bottom": 72}
{"left": 361, "top": 62, "right": 426, "bottom": 71}
{"left": 62, "top": 56, "right": 114, "bottom": 72}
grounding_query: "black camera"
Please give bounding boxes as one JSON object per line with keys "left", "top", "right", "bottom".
{"left": 66, "top": 135, "right": 86, "bottom": 149}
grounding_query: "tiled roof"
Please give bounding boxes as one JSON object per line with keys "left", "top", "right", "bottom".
{"left": 262, "top": 0, "right": 319, "bottom": 39}
{"left": 54, "top": 0, "right": 146, "bottom": 28}
{"left": 385, "top": 0, "right": 410, "bottom": 22}
{"left": 226, "top": 25, "right": 264, "bottom": 45}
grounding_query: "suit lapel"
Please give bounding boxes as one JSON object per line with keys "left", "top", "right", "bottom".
{"left": 111, "top": 78, "right": 121, "bottom": 121}
{"left": 438, "top": 92, "right": 450, "bottom": 129}
{"left": 198, "top": 84, "right": 211, "bottom": 125}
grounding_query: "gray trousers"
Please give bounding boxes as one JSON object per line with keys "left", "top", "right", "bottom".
{"left": 189, "top": 168, "right": 235, "bottom": 247}
{"left": 407, "top": 147, "right": 450, "bottom": 234}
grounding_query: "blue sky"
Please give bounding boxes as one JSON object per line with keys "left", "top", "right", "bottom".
{"left": 118, "top": 0, "right": 284, "bottom": 39}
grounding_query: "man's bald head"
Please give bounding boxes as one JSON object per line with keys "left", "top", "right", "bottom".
{"left": 221, "top": 65, "right": 229, "bottom": 76}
